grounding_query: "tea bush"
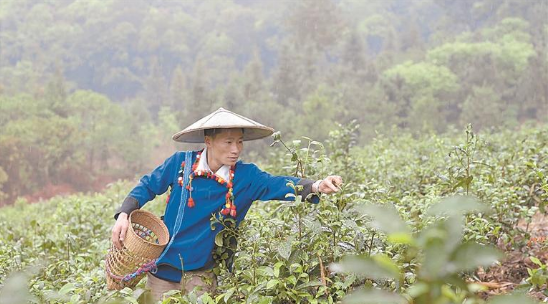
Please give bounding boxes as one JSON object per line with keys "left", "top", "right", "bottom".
{"left": 0, "top": 124, "right": 546, "bottom": 303}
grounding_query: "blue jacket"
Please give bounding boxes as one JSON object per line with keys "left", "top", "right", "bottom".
{"left": 115, "top": 150, "right": 318, "bottom": 282}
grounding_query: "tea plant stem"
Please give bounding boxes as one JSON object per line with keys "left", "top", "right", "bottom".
{"left": 318, "top": 253, "right": 329, "bottom": 295}
{"left": 331, "top": 204, "right": 341, "bottom": 262}
{"left": 298, "top": 212, "right": 302, "bottom": 243}
{"left": 331, "top": 229, "right": 336, "bottom": 263}
{"left": 303, "top": 138, "right": 311, "bottom": 177}
{"left": 277, "top": 138, "right": 292, "bottom": 154}
{"left": 252, "top": 242, "right": 257, "bottom": 285}
{"left": 179, "top": 254, "right": 188, "bottom": 293}
{"left": 466, "top": 129, "right": 471, "bottom": 195}
{"left": 368, "top": 231, "right": 376, "bottom": 256}
{"left": 66, "top": 234, "right": 71, "bottom": 271}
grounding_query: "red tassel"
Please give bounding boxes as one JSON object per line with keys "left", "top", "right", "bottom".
{"left": 230, "top": 209, "right": 237, "bottom": 217}
{"left": 188, "top": 197, "right": 195, "bottom": 208}
{"left": 221, "top": 208, "right": 230, "bottom": 216}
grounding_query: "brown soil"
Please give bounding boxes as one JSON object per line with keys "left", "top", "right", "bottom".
{"left": 20, "top": 174, "right": 118, "bottom": 204}
{"left": 22, "top": 183, "right": 76, "bottom": 202}
{"left": 473, "top": 211, "right": 548, "bottom": 301}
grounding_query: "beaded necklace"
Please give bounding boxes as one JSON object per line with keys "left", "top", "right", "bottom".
{"left": 176, "top": 150, "right": 237, "bottom": 217}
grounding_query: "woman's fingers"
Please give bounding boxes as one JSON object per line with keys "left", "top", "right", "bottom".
{"left": 111, "top": 225, "right": 122, "bottom": 249}
{"left": 327, "top": 179, "right": 339, "bottom": 192}
{"left": 334, "top": 176, "right": 343, "bottom": 187}
{"left": 111, "top": 216, "right": 129, "bottom": 250}
{"left": 120, "top": 221, "right": 128, "bottom": 243}
{"left": 321, "top": 177, "right": 339, "bottom": 193}
{"left": 319, "top": 176, "right": 344, "bottom": 194}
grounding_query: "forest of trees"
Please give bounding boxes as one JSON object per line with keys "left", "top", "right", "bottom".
{"left": 0, "top": 0, "right": 547, "bottom": 204}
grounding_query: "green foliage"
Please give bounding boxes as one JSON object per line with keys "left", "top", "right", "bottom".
{"left": 332, "top": 197, "right": 516, "bottom": 304}
{"left": 460, "top": 85, "right": 505, "bottom": 130}
{"left": 384, "top": 62, "right": 459, "bottom": 96}
{"left": 447, "top": 124, "right": 480, "bottom": 195}
{"left": 1, "top": 0, "right": 547, "bottom": 204}
{"left": 0, "top": 124, "right": 546, "bottom": 303}
{"left": 0, "top": 0, "right": 545, "bottom": 137}
{"left": 299, "top": 85, "right": 340, "bottom": 141}
{"left": 382, "top": 61, "right": 459, "bottom": 131}
{"left": 526, "top": 256, "right": 548, "bottom": 290}
{"left": 0, "top": 91, "right": 166, "bottom": 202}
{"left": 210, "top": 212, "right": 239, "bottom": 275}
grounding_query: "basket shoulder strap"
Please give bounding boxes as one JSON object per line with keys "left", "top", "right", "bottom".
{"left": 156, "top": 150, "right": 192, "bottom": 264}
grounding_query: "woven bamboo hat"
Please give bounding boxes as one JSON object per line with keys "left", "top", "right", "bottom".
{"left": 172, "top": 107, "right": 274, "bottom": 143}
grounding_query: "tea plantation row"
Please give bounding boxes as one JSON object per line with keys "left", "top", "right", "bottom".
{"left": 0, "top": 124, "right": 546, "bottom": 303}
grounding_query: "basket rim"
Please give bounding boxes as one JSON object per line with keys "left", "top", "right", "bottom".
{"left": 127, "top": 209, "right": 169, "bottom": 247}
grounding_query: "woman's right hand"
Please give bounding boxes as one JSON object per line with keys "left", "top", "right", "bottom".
{"left": 111, "top": 212, "right": 129, "bottom": 250}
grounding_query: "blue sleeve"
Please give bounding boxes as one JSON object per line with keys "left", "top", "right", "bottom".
{"left": 128, "top": 152, "right": 179, "bottom": 207}
{"left": 248, "top": 164, "right": 303, "bottom": 202}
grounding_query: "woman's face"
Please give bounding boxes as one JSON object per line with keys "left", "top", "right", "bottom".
{"left": 205, "top": 129, "right": 244, "bottom": 167}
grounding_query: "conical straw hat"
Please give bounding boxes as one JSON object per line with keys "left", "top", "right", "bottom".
{"left": 172, "top": 107, "right": 274, "bottom": 143}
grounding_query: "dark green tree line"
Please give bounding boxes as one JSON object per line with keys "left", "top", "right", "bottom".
{"left": 0, "top": 0, "right": 546, "bottom": 203}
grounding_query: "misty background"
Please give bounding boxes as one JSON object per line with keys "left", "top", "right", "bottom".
{"left": 0, "top": 0, "right": 546, "bottom": 205}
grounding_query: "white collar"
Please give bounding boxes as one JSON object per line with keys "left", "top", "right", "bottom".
{"left": 196, "top": 147, "right": 231, "bottom": 181}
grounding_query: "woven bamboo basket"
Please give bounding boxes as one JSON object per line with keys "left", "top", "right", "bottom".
{"left": 105, "top": 209, "right": 169, "bottom": 290}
